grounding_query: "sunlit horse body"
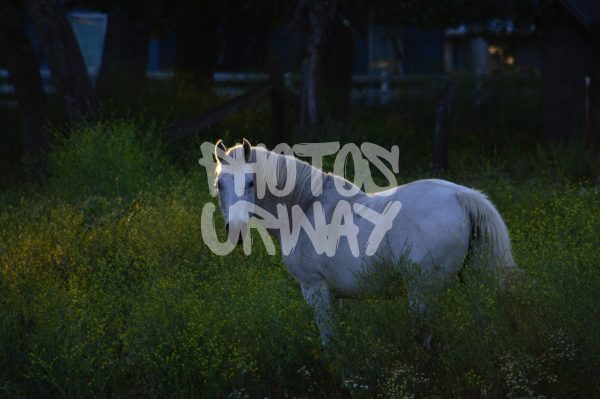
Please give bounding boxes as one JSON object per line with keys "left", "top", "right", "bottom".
{"left": 213, "top": 140, "right": 516, "bottom": 345}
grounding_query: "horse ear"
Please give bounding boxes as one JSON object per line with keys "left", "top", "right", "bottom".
{"left": 242, "top": 138, "right": 252, "bottom": 162}
{"left": 215, "top": 139, "right": 227, "bottom": 162}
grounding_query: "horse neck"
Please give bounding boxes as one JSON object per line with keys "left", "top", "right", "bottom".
{"left": 254, "top": 149, "right": 366, "bottom": 215}
{"left": 256, "top": 153, "right": 318, "bottom": 212}
{"left": 319, "top": 173, "right": 367, "bottom": 210}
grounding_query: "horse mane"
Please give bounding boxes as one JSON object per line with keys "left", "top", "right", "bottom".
{"left": 251, "top": 146, "right": 317, "bottom": 209}
{"left": 218, "top": 143, "right": 361, "bottom": 208}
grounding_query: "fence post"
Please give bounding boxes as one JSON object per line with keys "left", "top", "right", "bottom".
{"left": 585, "top": 75, "right": 592, "bottom": 149}
{"left": 269, "top": 62, "right": 285, "bottom": 147}
{"left": 380, "top": 69, "right": 390, "bottom": 105}
{"left": 433, "top": 78, "right": 449, "bottom": 171}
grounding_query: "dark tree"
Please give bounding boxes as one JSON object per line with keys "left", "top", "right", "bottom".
{"left": 320, "top": 2, "right": 356, "bottom": 122}
{"left": 174, "top": 0, "right": 221, "bottom": 87}
{"left": 96, "top": 3, "right": 163, "bottom": 101}
{"left": 0, "top": 0, "right": 49, "bottom": 158}
{"left": 23, "top": 0, "right": 97, "bottom": 117}
{"left": 298, "top": 0, "right": 337, "bottom": 137}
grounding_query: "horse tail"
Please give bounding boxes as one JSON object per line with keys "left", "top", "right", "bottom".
{"left": 457, "top": 189, "right": 516, "bottom": 270}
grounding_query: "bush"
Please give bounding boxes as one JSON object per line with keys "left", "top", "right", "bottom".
{"left": 48, "top": 120, "right": 171, "bottom": 199}
{"left": 0, "top": 117, "right": 599, "bottom": 397}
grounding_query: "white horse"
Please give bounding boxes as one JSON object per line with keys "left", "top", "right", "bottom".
{"left": 213, "top": 139, "right": 516, "bottom": 345}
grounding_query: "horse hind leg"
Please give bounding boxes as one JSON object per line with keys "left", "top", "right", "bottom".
{"left": 406, "top": 269, "right": 443, "bottom": 351}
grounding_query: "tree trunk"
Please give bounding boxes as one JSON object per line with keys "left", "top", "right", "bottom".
{"left": 269, "top": 62, "right": 286, "bottom": 146}
{"left": 299, "top": 0, "right": 337, "bottom": 137}
{"left": 590, "top": 26, "right": 600, "bottom": 152}
{"left": 0, "top": 0, "right": 49, "bottom": 159}
{"left": 541, "top": 4, "right": 591, "bottom": 141}
{"left": 433, "top": 80, "right": 449, "bottom": 171}
{"left": 385, "top": 26, "right": 406, "bottom": 76}
{"left": 23, "top": 0, "right": 97, "bottom": 118}
{"left": 174, "top": 0, "right": 220, "bottom": 87}
{"left": 95, "top": 8, "right": 157, "bottom": 102}
{"left": 321, "top": 7, "right": 355, "bottom": 123}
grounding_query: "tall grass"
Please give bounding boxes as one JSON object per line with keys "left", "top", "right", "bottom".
{"left": 0, "top": 117, "right": 599, "bottom": 397}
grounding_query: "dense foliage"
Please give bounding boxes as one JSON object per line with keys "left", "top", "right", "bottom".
{"left": 1, "top": 81, "right": 599, "bottom": 397}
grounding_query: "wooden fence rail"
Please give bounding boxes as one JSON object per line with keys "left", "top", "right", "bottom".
{"left": 167, "top": 66, "right": 300, "bottom": 144}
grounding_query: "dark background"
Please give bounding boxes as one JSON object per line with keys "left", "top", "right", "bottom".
{"left": 1, "top": 2, "right": 600, "bottom": 398}
{"left": 1, "top": 0, "right": 599, "bottom": 183}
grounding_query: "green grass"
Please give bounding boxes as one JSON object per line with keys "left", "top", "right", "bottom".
{"left": 0, "top": 106, "right": 599, "bottom": 397}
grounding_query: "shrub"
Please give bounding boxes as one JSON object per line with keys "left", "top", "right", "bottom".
{"left": 48, "top": 120, "right": 171, "bottom": 199}
{"left": 1, "top": 116, "right": 599, "bottom": 397}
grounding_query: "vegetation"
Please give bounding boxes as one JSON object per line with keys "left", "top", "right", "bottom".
{"left": 0, "top": 85, "right": 599, "bottom": 397}
{"left": 1, "top": 0, "right": 597, "bottom": 395}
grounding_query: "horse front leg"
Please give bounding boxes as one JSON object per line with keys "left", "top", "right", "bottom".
{"left": 301, "top": 281, "right": 334, "bottom": 346}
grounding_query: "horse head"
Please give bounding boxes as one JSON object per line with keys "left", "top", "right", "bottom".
{"left": 214, "top": 138, "right": 255, "bottom": 245}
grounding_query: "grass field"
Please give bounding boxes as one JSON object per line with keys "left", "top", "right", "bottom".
{"left": 1, "top": 85, "right": 599, "bottom": 397}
